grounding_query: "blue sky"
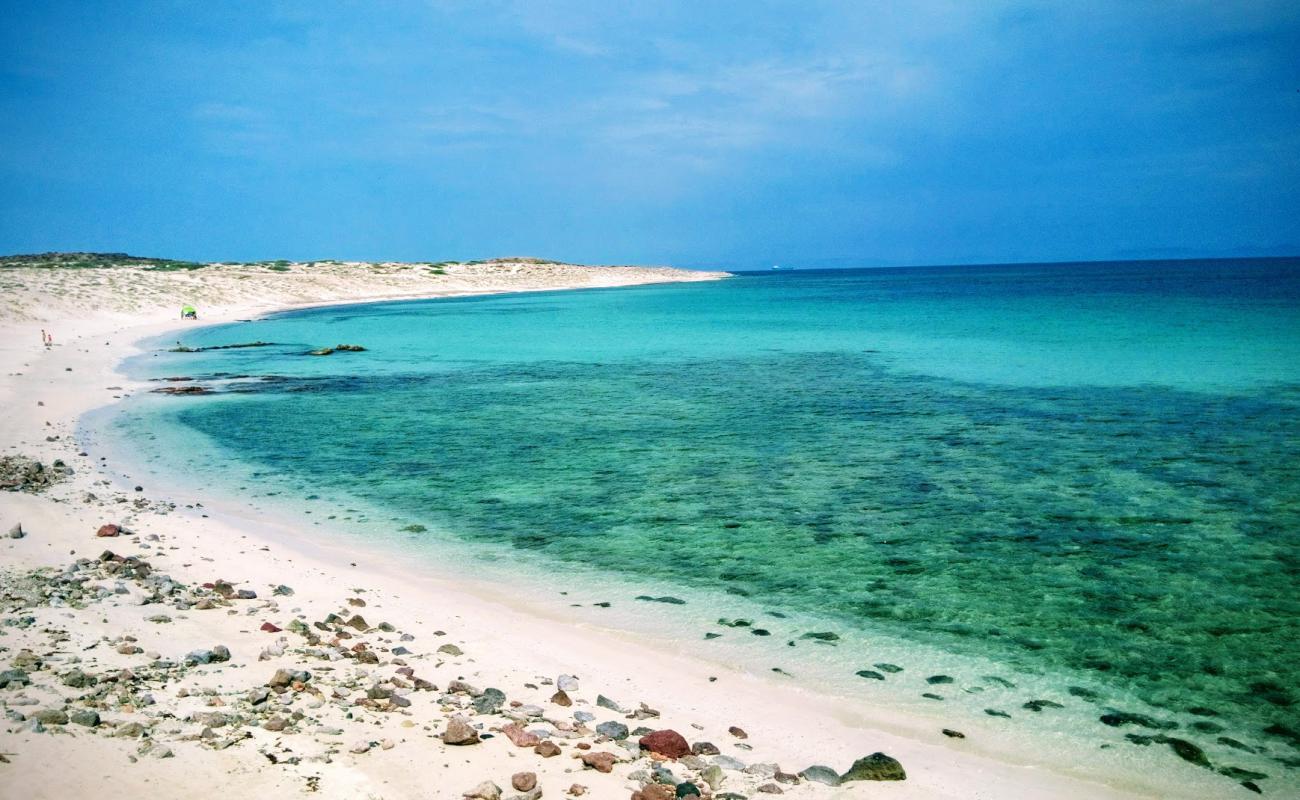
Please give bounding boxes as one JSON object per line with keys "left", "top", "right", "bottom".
{"left": 1, "top": 1, "right": 1297, "bottom": 268}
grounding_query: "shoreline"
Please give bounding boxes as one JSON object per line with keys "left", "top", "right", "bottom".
{"left": 0, "top": 266, "right": 1237, "bottom": 799}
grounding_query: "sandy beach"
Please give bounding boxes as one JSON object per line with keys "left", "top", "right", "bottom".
{"left": 1, "top": 258, "right": 1200, "bottom": 800}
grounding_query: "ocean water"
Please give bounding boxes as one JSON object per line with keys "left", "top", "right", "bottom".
{"left": 95, "top": 259, "right": 1300, "bottom": 794}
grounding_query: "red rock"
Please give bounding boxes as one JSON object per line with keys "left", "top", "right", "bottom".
{"left": 637, "top": 729, "right": 691, "bottom": 759}
{"left": 501, "top": 723, "right": 541, "bottom": 748}
{"left": 511, "top": 772, "right": 537, "bottom": 792}
{"left": 96, "top": 524, "right": 121, "bottom": 538}
{"left": 260, "top": 622, "right": 282, "bottom": 633}
{"left": 579, "top": 751, "right": 616, "bottom": 773}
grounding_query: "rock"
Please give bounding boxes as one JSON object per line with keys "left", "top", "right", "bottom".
{"left": 463, "top": 782, "right": 502, "bottom": 800}
{"left": 1099, "top": 711, "right": 1177, "bottom": 730}
{"left": 596, "top": 721, "right": 629, "bottom": 740}
{"left": 713, "top": 755, "right": 746, "bottom": 771}
{"left": 260, "top": 622, "right": 282, "bottom": 633}
{"left": 511, "top": 772, "right": 538, "bottom": 792}
{"left": 675, "top": 782, "right": 702, "bottom": 798}
{"left": 1022, "top": 699, "right": 1064, "bottom": 712}
{"left": 7, "top": 523, "right": 24, "bottom": 539}
{"left": 926, "top": 675, "right": 954, "bottom": 685}
{"left": 855, "top": 669, "right": 885, "bottom": 680}
{"left": 448, "top": 679, "right": 481, "bottom": 695}
{"left": 0, "top": 456, "right": 68, "bottom": 493}
{"left": 501, "top": 723, "right": 542, "bottom": 747}
{"left": 334, "top": 344, "right": 366, "bottom": 352}
{"left": 34, "top": 709, "right": 69, "bottom": 725}
{"left": 756, "top": 784, "right": 783, "bottom": 794}
{"left": 800, "top": 631, "right": 839, "bottom": 642}
{"left": 691, "top": 741, "right": 719, "bottom": 756}
{"left": 0, "top": 668, "right": 31, "bottom": 688}
{"left": 96, "top": 524, "right": 121, "bottom": 537}
{"left": 597, "top": 694, "right": 628, "bottom": 713}
{"left": 841, "top": 752, "right": 906, "bottom": 782}
{"left": 210, "top": 645, "right": 231, "bottom": 662}
{"left": 551, "top": 689, "right": 573, "bottom": 707}
{"left": 350, "top": 740, "right": 372, "bottom": 754}
{"left": 444, "top": 715, "right": 480, "bottom": 745}
{"left": 535, "top": 741, "right": 562, "bottom": 757}
{"left": 639, "top": 729, "right": 691, "bottom": 759}
{"left": 115, "top": 721, "right": 147, "bottom": 738}
{"left": 69, "top": 709, "right": 100, "bottom": 727}
{"left": 557, "top": 674, "right": 579, "bottom": 691}
{"left": 727, "top": 726, "right": 748, "bottom": 739}
{"left": 568, "top": 785, "right": 587, "bottom": 797}
{"left": 268, "top": 668, "right": 309, "bottom": 688}
{"left": 580, "top": 751, "right": 617, "bottom": 772}
{"left": 701, "top": 764, "right": 725, "bottom": 789}
{"left": 1163, "top": 736, "right": 1211, "bottom": 768}
{"left": 799, "top": 765, "right": 841, "bottom": 786}
{"left": 264, "top": 716, "right": 288, "bottom": 732}
{"left": 942, "top": 728, "right": 966, "bottom": 738}
{"left": 438, "top": 643, "right": 464, "bottom": 656}
{"left": 631, "top": 786, "right": 674, "bottom": 800}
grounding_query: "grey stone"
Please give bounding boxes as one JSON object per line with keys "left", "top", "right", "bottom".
{"left": 472, "top": 687, "right": 506, "bottom": 714}
{"left": 798, "top": 765, "right": 842, "bottom": 786}
{"left": 596, "top": 720, "right": 629, "bottom": 740}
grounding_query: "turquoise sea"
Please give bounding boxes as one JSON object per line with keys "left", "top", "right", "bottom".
{"left": 94, "top": 259, "right": 1300, "bottom": 795}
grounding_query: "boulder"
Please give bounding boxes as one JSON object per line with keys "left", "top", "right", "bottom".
{"left": 96, "top": 524, "right": 121, "bottom": 538}
{"left": 841, "top": 752, "right": 906, "bottom": 782}
{"left": 639, "top": 729, "right": 691, "bottom": 759}
{"left": 511, "top": 772, "right": 538, "bottom": 792}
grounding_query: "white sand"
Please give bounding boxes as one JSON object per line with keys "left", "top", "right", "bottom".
{"left": 0, "top": 259, "right": 1198, "bottom": 799}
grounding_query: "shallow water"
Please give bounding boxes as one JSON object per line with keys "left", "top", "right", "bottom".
{"left": 101, "top": 259, "right": 1300, "bottom": 794}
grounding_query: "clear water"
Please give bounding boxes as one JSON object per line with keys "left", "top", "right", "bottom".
{"left": 99, "top": 259, "right": 1300, "bottom": 794}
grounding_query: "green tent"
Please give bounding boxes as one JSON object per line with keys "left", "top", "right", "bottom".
{"left": 181, "top": 305, "right": 197, "bottom": 318}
